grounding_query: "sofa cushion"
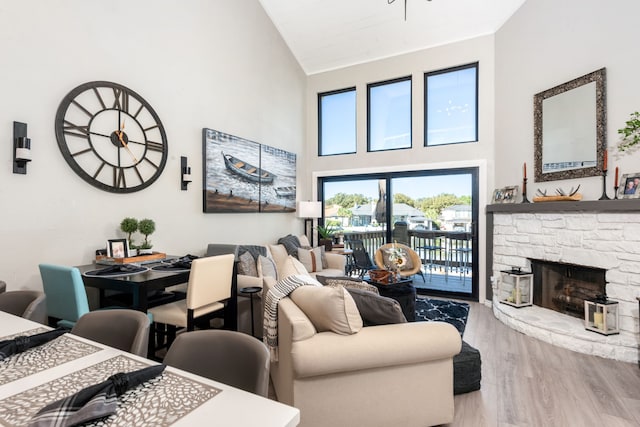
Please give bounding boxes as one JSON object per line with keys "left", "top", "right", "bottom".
{"left": 257, "top": 255, "right": 277, "bottom": 279}
{"left": 280, "top": 256, "right": 310, "bottom": 279}
{"left": 297, "top": 247, "right": 324, "bottom": 273}
{"left": 346, "top": 288, "right": 407, "bottom": 326}
{"left": 290, "top": 285, "right": 362, "bottom": 335}
{"left": 238, "top": 251, "right": 258, "bottom": 277}
{"left": 297, "top": 234, "right": 311, "bottom": 247}
{"left": 278, "top": 234, "right": 302, "bottom": 257}
{"left": 324, "top": 278, "right": 379, "bottom": 295}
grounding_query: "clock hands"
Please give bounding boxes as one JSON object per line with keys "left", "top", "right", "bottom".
{"left": 116, "top": 120, "right": 139, "bottom": 163}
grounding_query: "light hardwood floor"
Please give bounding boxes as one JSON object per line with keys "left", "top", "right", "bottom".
{"left": 447, "top": 302, "right": 640, "bottom": 427}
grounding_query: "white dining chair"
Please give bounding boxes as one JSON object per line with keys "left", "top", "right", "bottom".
{"left": 149, "top": 254, "right": 235, "bottom": 349}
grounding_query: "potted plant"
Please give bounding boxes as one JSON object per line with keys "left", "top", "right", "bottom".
{"left": 120, "top": 217, "right": 138, "bottom": 256}
{"left": 315, "top": 224, "right": 338, "bottom": 251}
{"left": 137, "top": 218, "right": 156, "bottom": 255}
{"left": 617, "top": 111, "right": 640, "bottom": 152}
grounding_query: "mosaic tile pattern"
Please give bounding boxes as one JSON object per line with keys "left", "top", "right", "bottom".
{"left": 0, "top": 355, "right": 222, "bottom": 426}
{"left": 0, "top": 332, "right": 101, "bottom": 385}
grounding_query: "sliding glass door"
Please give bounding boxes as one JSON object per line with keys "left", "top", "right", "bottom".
{"left": 319, "top": 168, "right": 478, "bottom": 300}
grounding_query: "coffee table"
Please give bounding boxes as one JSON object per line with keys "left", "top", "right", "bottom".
{"left": 364, "top": 276, "right": 416, "bottom": 321}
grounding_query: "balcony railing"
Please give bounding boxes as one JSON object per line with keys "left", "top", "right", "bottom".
{"left": 344, "top": 230, "right": 472, "bottom": 271}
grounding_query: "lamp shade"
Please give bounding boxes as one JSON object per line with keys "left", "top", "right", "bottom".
{"left": 297, "top": 201, "right": 322, "bottom": 218}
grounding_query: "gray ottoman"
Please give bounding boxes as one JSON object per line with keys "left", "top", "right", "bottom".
{"left": 453, "top": 341, "right": 481, "bottom": 394}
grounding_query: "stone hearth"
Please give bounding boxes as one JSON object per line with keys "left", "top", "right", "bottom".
{"left": 488, "top": 202, "right": 640, "bottom": 363}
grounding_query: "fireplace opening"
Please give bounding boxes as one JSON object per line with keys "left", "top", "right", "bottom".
{"left": 529, "top": 259, "right": 606, "bottom": 319}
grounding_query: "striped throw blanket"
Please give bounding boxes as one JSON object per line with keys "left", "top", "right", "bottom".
{"left": 263, "top": 274, "right": 321, "bottom": 361}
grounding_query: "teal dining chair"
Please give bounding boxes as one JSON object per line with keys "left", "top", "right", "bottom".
{"left": 38, "top": 264, "right": 91, "bottom": 329}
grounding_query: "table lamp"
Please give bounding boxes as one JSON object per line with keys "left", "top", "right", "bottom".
{"left": 297, "top": 201, "right": 322, "bottom": 246}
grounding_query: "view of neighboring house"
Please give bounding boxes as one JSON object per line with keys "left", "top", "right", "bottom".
{"left": 326, "top": 202, "right": 447, "bottom": 230}
{"left": 440, "top": 204, "right": 472, "bottom": 231}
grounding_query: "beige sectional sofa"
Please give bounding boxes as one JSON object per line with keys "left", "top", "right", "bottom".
{"left": 207, "top": 237, "right": 346, "bottom": 337}
{"left": 263, "top": 275, "right": 462, "bottom": 427}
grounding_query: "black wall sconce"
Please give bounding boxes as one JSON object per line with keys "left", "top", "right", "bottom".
{"left": 181, "top": 156, "right": 192, "bottom": 190}
{"left": 13, "top": 121, "right": 31, "bottom": 174}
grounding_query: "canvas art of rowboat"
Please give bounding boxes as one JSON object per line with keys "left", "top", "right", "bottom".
{"left": 222, "top": 152, "right": 274, "bottom": 184}
{"left": 274, "top": 186, "right": 296, "bottom": 198}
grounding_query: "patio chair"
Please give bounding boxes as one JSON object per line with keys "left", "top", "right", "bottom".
{"left": 348, "top": 240, "right": 377, "bottom": 278}
{"left": 374, "top": 243, "right": 425, "bottom": 282}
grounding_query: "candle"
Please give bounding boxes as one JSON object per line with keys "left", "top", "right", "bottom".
{"left": 603, "top": 150, "right": 608, "bottom": 171}
{"left": 523, "top": 162, "right": 527, "bottom": 179}
{"left": 615, "top": 166, "right": 619, "bottom": 187}
{"left": 593, "top": 312, "right": 604, "bottom": 329}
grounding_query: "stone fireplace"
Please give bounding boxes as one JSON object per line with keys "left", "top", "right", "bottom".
{"left": 487, "top": 202, "right": 640, "bottom": 363}
{"left": 530, "top": 259, "right": 606, "bottom": 319}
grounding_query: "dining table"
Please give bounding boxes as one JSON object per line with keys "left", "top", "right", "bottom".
{"left": 77, "top": 260, "right": 238, "bottom": 330}
{"left": 0, "top": 311, "right": 300, "bottom": 427}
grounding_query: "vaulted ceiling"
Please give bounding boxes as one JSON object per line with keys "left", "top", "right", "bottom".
{"left": 258, "top": 0, "right": 527, "bottom": 75}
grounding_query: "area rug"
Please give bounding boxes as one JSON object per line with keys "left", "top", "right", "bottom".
{"left": 415, "top": 298, "right": 469, "bottom": 337}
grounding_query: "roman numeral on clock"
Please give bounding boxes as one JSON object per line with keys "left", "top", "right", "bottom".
{"left": 147, "top": 141, "right": 164, "bottom": 152}
{"left": 113, "top": 88, "right": 129, "bottom": 112}
{"left": 63, "top": 121, "right": 89, "bottom": 138}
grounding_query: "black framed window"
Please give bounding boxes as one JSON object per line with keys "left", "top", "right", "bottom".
{"left": 367, "top": 76, "right": 412, "bottom": 152}
{"left": 318, "top": 167, "right": 479, "bottom": 301}
{"left": 425, "top": 63, "right": 478, "bottom": 146}
{"left": 318, "top": 87, "right": 356, "bottom": 156}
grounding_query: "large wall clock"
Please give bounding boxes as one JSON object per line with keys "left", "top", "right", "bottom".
{"left": 55, "top": 81, "right": 168, "bottom": 193}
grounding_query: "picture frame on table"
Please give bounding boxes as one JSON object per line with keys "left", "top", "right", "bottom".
{"left": 107, "top": 239, "right": 129, "bottom": 258}
{"left": 618, "top": 173, "right": 640, "bottom": 199}
{"left": 492, "top": 186, "right": 519, "bottom": 204}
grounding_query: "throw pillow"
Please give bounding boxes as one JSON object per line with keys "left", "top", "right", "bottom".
{"left": 382, "top": 246, "right": 414, "bottom": 271}
{"left": 268, "top": 244, "right": 289, "bottom": 272}
{"left": 297, "top": 247, "right": 324, "bottom": 273}
{"left": 291, "top": 285, "right": 363, "bottom": 334}
{"left": 346, "top": 288, "right": 407, "bottom": 326}
{"left": 278, "top": 234, "right": 302, "bottom": 257}
{"left": 301, "top": 245, "right": 329, "bottom": 269}
{"left": 279, "top": 255, "right": 310, "bottom": 279}
{"left": 237, "top": 251, "right": 258, "bottom": 277}
{"left": 320, "top": 245, "right": 329, "bottom": 269}
{"left": 297, "top": 235, "right": 311, "bottom": 247}
{"left": 324, "top": 278, "right": 380, "bottom": 295}
{"left": 257, "top": 255, "right": 277, "bottom": 278}
{"left": 315, "top": 275, "right": 362, "bottom": 285}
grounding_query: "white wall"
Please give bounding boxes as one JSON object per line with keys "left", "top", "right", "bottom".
{"left": 495, "top": 0, "right": 640, "bottom": 199}
{"left": 0, "top": 0, "right": 306, "bottom": 290}
{"left": 305, "top": 35, "right": 496, "bottom": 302}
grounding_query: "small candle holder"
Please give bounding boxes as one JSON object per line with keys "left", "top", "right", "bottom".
{"left": 614, "top": 185, "right": 619, "bottom": 200}
{"left": 598, "top": 170, "right": 610, "bottom": 200}
{"left": 521, "top": 178, "right": 530, "bottom": 203}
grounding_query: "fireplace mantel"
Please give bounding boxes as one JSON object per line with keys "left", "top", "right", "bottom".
{"left": 485, "top": 199, "right": 640, "bottom": 300}
{"left": 486, "top": 199, "right": 640, "bottom": 214}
